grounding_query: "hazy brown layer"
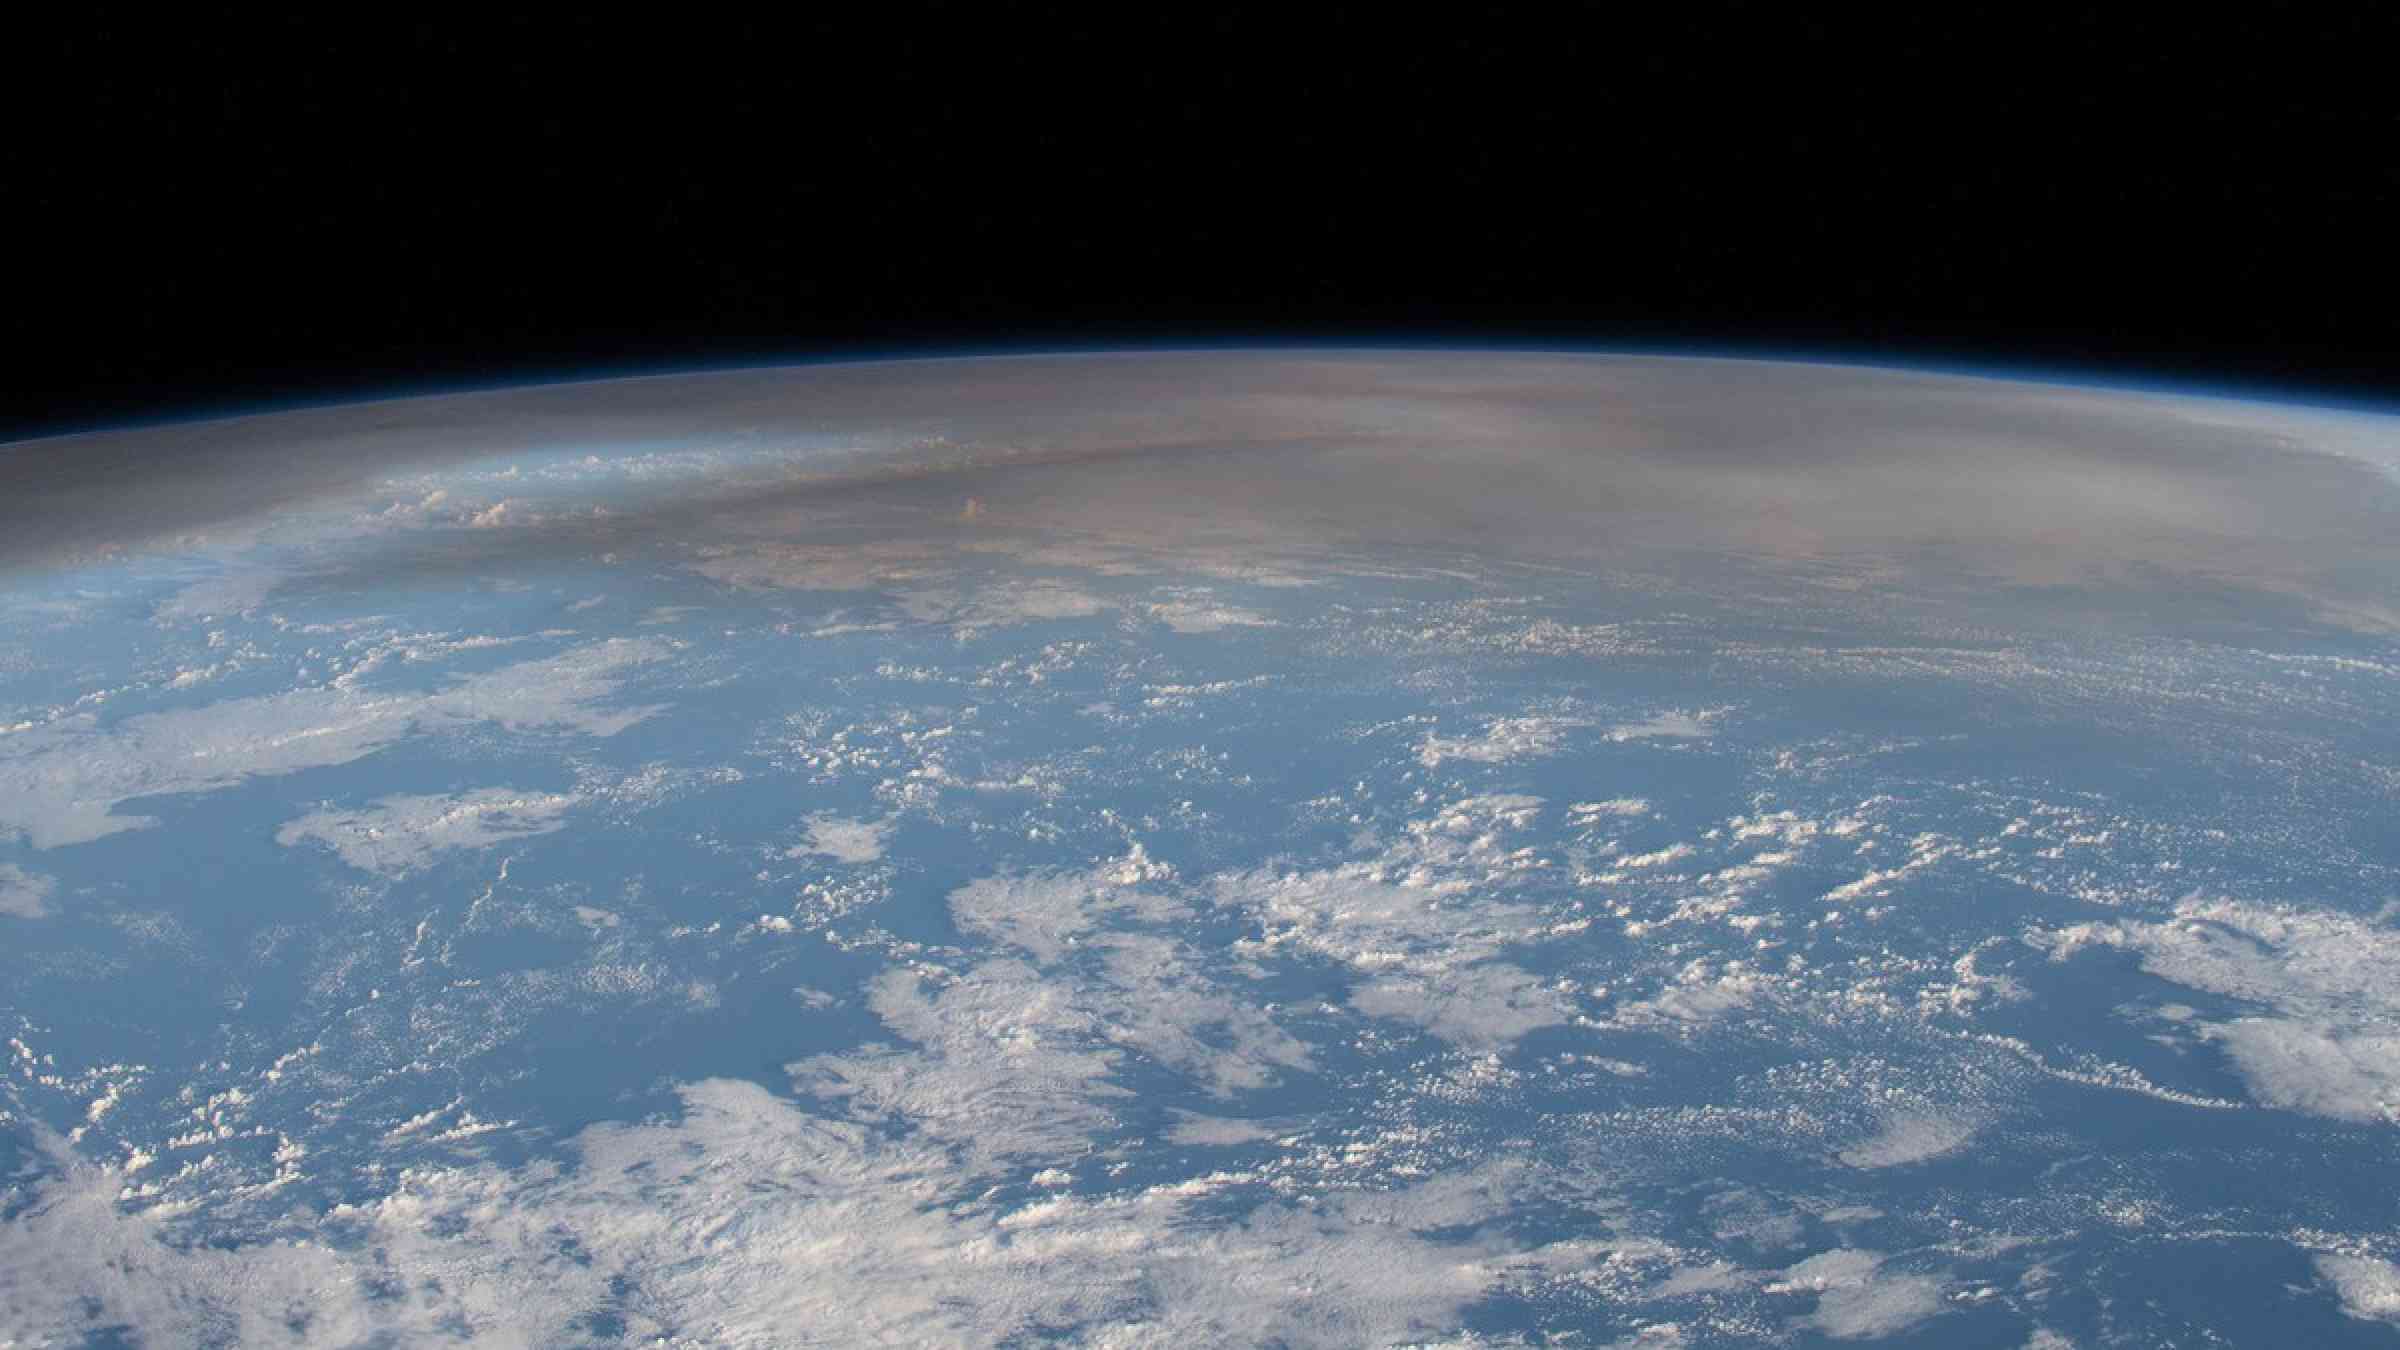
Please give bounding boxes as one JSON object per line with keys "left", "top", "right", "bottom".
{"left": 5, "top": 353, "right": 2395, "bottom": 631}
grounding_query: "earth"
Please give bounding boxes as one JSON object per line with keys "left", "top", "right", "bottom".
{"left": 3, "top": 351, "right": 2399, "bottom": 1347}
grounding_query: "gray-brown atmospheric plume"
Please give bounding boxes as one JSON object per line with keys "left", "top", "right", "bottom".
{"left": 5, "top": 352, "right": 2395, "bottom": 632}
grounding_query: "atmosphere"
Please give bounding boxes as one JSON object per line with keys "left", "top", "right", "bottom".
{"left": 5, "top": 350, "right": 2400, "bottom": 1344}
{"left": 6, "top": 13, "right": 2398, "bottom": 1348}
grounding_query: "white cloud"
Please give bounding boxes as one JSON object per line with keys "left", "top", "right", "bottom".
{"left": 1569, "top": 797, "right": 1651, "bottom": 821}
{"left": 896, "top": 580, "right": 1111, "bottom": 632}
{"left": 1618, "top": 842, "right": 1695, "bottom": 870}
{"left": 2033, "top": 898, "right": 2400, "bottom": 1121}
{"left": 790, "top": 961, "right": 1130, "bottom": 1165}
{"left": 1416, "top": 715, "right": 1581, "bottom": 768}
{"left": 690, "top": 538, "right": 950, "bottom": 592}
{"left": 1607, "top": 710, "right": 1719, "bottom": 742}
{"left": 154, "top": 569, "right": 283, "bottom": 622}
{"left": 0, "top": 861, "right": 56, "bottom": 918}
{"left": 1211, "top": 794, "right": 1571, "bottom": 1046}
{"left": 1164, "top": 1112, "right": 1280, "bottom": 1147}
{"left": 1836, "top": 1111, "right": 1978, "bottom": 1169}
{"left": 947, "top": 858, "right": 1188, "bottom": 965}
{"left": 926, "top": 855, "right": 1313, "bottom": 1100}
{"left": 0, "top": 639, "right": 666, "bottom": 848}
{"left": 1350, "top": 962, "right": 1572, "bottom": 1051}
{"left": 1602, "top": 958, "right": 1776, "bottom": 1029}
{"left": 790, "top": 814, "right": 892, "bottom": 865}
{"left": 276, "top": 788, "right": 579, "bottom": 876}
{"left": 1145, "top": 598, "right": 1275, "bottom": 633}
{"left": 0, "top": 1079, "right": 1524, "bottom": 1347}
{"left": 2210, "top": 1020, "right": 2400, "bottom": 1123}
{"left": 2318, "top": 1252, "right": 2400, "bottom": 1326}
{"left": 1770, "top": 1248, "right": 1947, "bottom": 1340}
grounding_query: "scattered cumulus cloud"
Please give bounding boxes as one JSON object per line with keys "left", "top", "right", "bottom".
{"left": 0, "top": 1080, "right": 1514, "bottom": 1348}
{"left": 1211, "top": 793, "right": 1572, "bottom": 1046}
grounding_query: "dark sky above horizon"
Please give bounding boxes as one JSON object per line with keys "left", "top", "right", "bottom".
{"left": 6, "top": 12, "right": 2395, "bottom": 440}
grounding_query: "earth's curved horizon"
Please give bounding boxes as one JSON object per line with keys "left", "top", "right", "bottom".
{"left": 3, "top": 350, "right": 2399, "bottom": 1345}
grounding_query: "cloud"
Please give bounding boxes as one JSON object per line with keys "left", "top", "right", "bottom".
{"left": 1605, "top": 960, "right": 1773, "bottom": 1027}
{"left": 1144, "top": 597, "right": 1275, "bottom": 633}
{"left": 1210, "top": 793, "right": 1573, "bottom": 1047}
{"left": 946, "top": 859, "right": 1188, "bottom": 966}
{"left": 921, "top": 853, "right": 1313, "bottom": 1100}
{"left": 791, "top": 814, "right": 892, "bottom": 864}
{"left": 789, "top": 961, "right": 1131, "bottom": 1165}
{"left": 1836, "top": 1111, "right": 1979, "bottom": 1168}
{"left": 894, "top": 580, "right": 1112, "bottom": 632}
{"left": 1349, "top": 961, "right": 1573, "bottom": 1051}
{"left": 1569, "top": 797, "right": 1651, "bottom": 821}
{"left": 2209, "top": 1020, "right": 2400, "bottom": 1123}
{"left": 2033, "top": 898, "right": 2400, "bottom": 1121}
{"left": 0, "top": 1079, "right": 1515, "bottom": 1348}
{"left": 2317, "top": 1252, "right": 2400, "bottom": 1326}
{"left": 1164, "top": 1112, "right": 1280, "bottom": 1146}
{"left": 691, "top": 538, "right": 951, "bottom": 592}
{"left": 1417, "top": 715, "right": 1581, "bottom": 768}
{"left": 153, "top": 568, "right": 285, "bottom": 621}
{"left": 1607, "top": 710, "right": 1719, "bottom": 742}
{"left": 0, "top": 810, "right": 1601, "bottom": 1341}
{"left": 276, "top": 788, "right": 580, "bottom": 875}
{"left": 0, "top": 639, "right": 665, "bottom": 848}
{"left": 1769, "top": 1248, "right": 1947, "bottom": 1340}
{"left": 1618, "top": 841, "right": 1696, "bottom": 870}
{"left": 0, "top": 861, "right": 55, "bottom": 917}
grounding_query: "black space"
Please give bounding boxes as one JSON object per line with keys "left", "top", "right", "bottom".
{"left": 6, "top": 13, "right": 2396, "bottom": 440}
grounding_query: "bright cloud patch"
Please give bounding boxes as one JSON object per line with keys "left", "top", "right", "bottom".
{"left": 276, "top": 789, "right": 580, "bottom": 876}
{"left": 1836, "top": 1112, "right": 1979, "bottom": 1169}
{"left": 2318, "top": 1252, "right": 2400, "bottom": 1326}
{"left": 1144, "top": 597, "right": 1275, "bottom": 633}
{"left": 913, "top": 854, "right": 1312, "bottom": 1102}
{"left": 1212, "top": 793, "right": 1571, "bottom": 1046}
{"left": 0, "top": 861, "right": 56, "bottom": 918}
{"left": 1350, "top": 961, "right": 1571, "bottom": 1051}
{"left": 791, "top": 814, "right": 892, "bottom": 864}
{"left": 0, "top": 1080, "right": 1510, "bottom": 1348}
{"left": 2034, "top": 898, "right": 2400, "bottom": 1122}
{"left": 1606, "top": 709, "right": 1719, "bottom": 742}
{"left": 1768, "top": 1248, "right": 1947, "bottom": 1340}
{"left": 896, "top": 580, "right": 1111, "bottom": 631}
{"left": 1416, "top": 715, "right": 1581, "bottom": 768}
{"left": 0, "top": 639, "right": 665, "bottom": 849}
{"left": 1569, "top": 797, "right": 1651, "bottom": 821}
